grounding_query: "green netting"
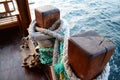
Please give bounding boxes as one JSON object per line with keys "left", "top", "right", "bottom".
{"left": 54, "top": 63, "right": 69, "bottom": 80}
{"left": 40, "top": 48, "right": 53, "bottom": 53}
{"left": 39, "top": 39, "right": 69, "bottom": 79}
{"left": 39, "top": 48, "right": 53, "bottom": 64}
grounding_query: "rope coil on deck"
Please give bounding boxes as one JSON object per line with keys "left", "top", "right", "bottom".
{"left": 28, "top": 19, "right": 110, "bottom": 80}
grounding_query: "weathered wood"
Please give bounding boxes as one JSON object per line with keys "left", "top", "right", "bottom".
{"left": 0, "top": 0, "right": 21, "bottom": 31}
{"left": 16, "top": 0, "right": 31, "bottom": 36}
{"left": 71, "top": 30, "right": 100, "bottom": 37}
{"left": 0, "top": 0, "right": 15, "bottom": 15}
{"left": 68, "top": 31, "right": 115, "bottom": 80}
{"left": 28, "top": 39, "right": 38, "bottom": 54}
{"left": 35, "top": 5, "right": 60, "bottom": 29}
{"left": 0, "top": 36, "right": 51, "bottom": 80}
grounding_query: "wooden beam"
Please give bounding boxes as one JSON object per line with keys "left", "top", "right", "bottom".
{"left": 16, "top": 0, "right": 31, "bottom": 36}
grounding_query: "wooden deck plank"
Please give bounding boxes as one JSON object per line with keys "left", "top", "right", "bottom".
{"left": 0, "top": 30, "right": 51, "bottom": 80}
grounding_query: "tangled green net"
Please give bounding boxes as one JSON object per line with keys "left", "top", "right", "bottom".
{"left": 39, "top": 38, "right": 69, "bottom": 79}
{"left": 39, "top": 48, "right": 53, "bottom": 64}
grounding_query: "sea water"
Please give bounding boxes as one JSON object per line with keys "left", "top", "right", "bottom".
{"left": 30, "top": 0, "right": 120, "bottom": 79}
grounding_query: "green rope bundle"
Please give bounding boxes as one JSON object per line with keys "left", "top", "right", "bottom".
{"left": 39, "top": 38, "right": 55, "bottom": 64}
{"left": 53, "top": 41, "right": 69, "bottom": 80}
{"left": 39, "top": 48, "right": 53, "bottom": 64}
{"left": 38, "top": 34, "right": 69, "bottom": 79}
{"left": 54, "top": 63, "right": 69, "bottom": 80}
{"left": 40, "top": 48, "right": 53, "bottom": 53}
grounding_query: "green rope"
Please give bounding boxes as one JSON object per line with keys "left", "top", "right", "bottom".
{"left": 38, "top": 31, "right": 69, "bottom": 79}
{"left": 39, "top": 48, "right": 53, "bottom": 64}
{"left": 40, "top": 48, "right": 53, "bottom": 53}
{"left": 54, "top": 63, "right": 69, "bottom": 80}
{"left": 39, "top": 38, "right": 55, "bottom": 64}
{"left": 54, "top": 41, "right": 69, "bottom": 80}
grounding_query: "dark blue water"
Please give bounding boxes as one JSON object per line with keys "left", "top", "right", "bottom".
{"left": 32, "top": 0, "right": 120, "bottom": 79}
{"left": 67, "top": 1, "right": 120, "bottom": 80}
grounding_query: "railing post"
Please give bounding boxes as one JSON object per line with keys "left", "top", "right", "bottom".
{"left": 16, "top": 0, "right": 31, "bottom": 36}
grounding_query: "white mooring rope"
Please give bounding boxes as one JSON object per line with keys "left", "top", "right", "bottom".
{"left": 28, "top": 19, "right": 110, "bottom": 80}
